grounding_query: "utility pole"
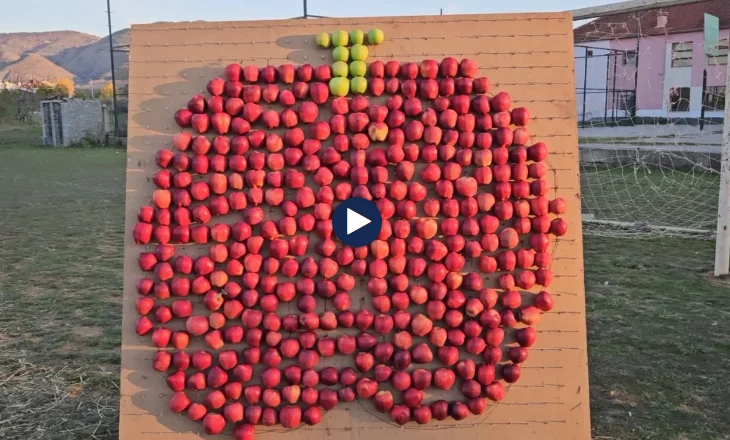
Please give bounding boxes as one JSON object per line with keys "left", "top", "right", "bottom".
{"left": 107, "top": 0, "right": 119, "bottom": 137}
{"left": 293, "top": 0, "right": 327, "bottom": 19}
{"left": 90, "top": 80, "right": 94, "bottom": 99}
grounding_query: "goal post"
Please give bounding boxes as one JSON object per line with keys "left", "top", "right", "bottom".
{"left": 714, "top": 63, "right": 730, "bottom": 276}
{"left": 570, "top": 0, "right": 730, "bottom": 275}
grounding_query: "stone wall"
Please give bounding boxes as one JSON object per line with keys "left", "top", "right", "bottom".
{"left": 40, "top": 99, "right": 104, "bottom": 146}
{"left": 60, "top": 100, "right": 104, "bottom": 145}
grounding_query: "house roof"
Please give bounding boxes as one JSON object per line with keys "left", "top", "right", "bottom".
{"left": 574, "top": 0, "right": 730, "bottom": 43}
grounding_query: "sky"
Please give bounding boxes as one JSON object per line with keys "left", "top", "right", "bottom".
{"left": 0, "top": 0, "right": 618, "bottom": 36}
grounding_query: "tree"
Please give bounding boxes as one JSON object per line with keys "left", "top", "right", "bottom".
{"left": 14, "top": 90, "right": 38, "bottom": 123}
{"left": 74, "top": 89, "right": 90, "bottom": 99}
{"left": 36, "top": 82, "right": 56, "bottom": 98}
{"left": 54, "top": 78, "right": 74, "bottom": 97}
{"left": 0, "top": 90, "right": 13, "bottom": 121}
{"left": 100, "top": 83, "right": 114, "bottom": 102}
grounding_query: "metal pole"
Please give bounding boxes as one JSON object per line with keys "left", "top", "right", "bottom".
{"left": 107, "top": 0, "right": 119, "bottom": 137}
{"left": 581, "top": 52, "right": 589, "bottom": 127}
{"left": 612, "top": 54, "right": 618, "bottom": 121}
{"left": 303, "top": 0, "right": 308, "bottom": 18}
{"left": 713, "top": 61, "right": 730, "bottom": 276}
{"left": 700, "top": 68, "right": 707, "bottom": 131}
{"left": 632, "top": 21, "right": 640, "bottom": 120}
{"left": 604, "top": 52, "right": 611, "bottom": 121}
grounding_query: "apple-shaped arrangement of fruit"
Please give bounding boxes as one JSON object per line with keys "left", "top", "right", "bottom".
{"left": 132, "top": 26, "right": 567, "bottom": 439}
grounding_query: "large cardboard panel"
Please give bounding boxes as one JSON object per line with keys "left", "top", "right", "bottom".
{"left": 122, "top": 13, "right": 589, "bottom": 440}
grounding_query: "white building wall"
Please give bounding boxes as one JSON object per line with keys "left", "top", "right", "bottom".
{"left": 575, "top": 41, "right": 612, "bottom": 122}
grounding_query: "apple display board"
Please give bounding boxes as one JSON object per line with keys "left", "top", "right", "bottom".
{"left": 121, "top": 13, "right": 590, "bottom": 440}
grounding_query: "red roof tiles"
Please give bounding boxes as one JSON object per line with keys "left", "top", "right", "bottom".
{"left": 573, "top": 0, "right": 730, "bottom": 43}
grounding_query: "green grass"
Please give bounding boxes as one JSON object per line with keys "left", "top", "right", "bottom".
{"left": 0, "top": 123, "right": 126, "bottom": 438}
{"left": 585, "top": 238, "right": 730, "bottom": 439}
{"left": 0, "top": 121, "right": 45, "bottom": 149}
{"left": 1, "top": 124, "right": 729, "bottom": 439}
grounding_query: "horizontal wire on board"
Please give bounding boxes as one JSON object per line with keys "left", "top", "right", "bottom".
{"left": 513, "top": 383, "right": 565, "bottom": 388}
{"left": 369, "top": 50, "right": 571, "bottom": 57}
{"left": 126, "top": 103, "right": 572, "bottom": 118}
{"left": 452, "top": 33, "right": 565, "bottom": 39}
{"left": 532, "top": 116, "right": 572, "bottom": 120}
{"left": 495, "top": 82, "right": 570, "bottom": 86}
{"left": 499, "top": 401, "right": 564, "bottom": 406}
{"left": 133, "top": 35, "right": 567, "bottom": 48}
{"left": 127, "top": 58, "right": 571, "bottom": 71}
{"left": 132, "top": 417, "right": 570, "bottom": 435}
{"left": 131, "top": 17, "right": 568, "bottom": 32}
{"left": 124, "top": 80, "right": 574, "bottom": 91}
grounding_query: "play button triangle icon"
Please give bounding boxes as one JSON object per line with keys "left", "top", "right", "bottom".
{"left": 347, "top": 208, "right": 371, "bottom": 235}
{"left": 332, "top": 197, "right": 382, "bottom": 247}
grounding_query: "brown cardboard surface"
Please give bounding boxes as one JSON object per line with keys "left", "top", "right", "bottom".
{"left": 122, "top": 13, "right": 589, "bottom": 440}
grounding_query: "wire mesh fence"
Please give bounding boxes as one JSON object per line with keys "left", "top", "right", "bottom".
{"left": 573, "top": 3, "right": 728, "bottom": 239}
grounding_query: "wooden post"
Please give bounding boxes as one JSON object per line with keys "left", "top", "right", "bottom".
{"left": 714, "top": 61, "right": 730, "bottom": 276}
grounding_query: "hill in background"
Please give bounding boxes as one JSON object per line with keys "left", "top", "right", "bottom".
{"left": 0, "top": 30, "right": 129, "bottom": 84}
{"left": 0, "top": 53, "right": 75, "bottom": 81}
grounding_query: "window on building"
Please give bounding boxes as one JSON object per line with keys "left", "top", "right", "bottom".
{"left": 617, "top": 91, "right": 636, "bottom": 114}
{"left": 669, "top": 87, "right": 691, "bottom": 112}
{"left": 671, "top": 42, "right": 693, "bottom": 67}
{"left": 708, "top": 40, "right": 729, "bottom": 66}
{"left": 586, "top": 49, "right": 594, "bottom": 57}
{"left": 703, "top": 86, "right": 726, "bottom": 111}
{"left": 622, "top": 50, "right": 637, "bottom": 65}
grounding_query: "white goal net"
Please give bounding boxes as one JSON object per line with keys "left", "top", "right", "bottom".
{"left": 573, "top": 8, "right": 727, "bottom": 239}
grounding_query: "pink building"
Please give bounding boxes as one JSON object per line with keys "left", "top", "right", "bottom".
{"left": 574, "top": 0, "right": 729, "bottom": 122}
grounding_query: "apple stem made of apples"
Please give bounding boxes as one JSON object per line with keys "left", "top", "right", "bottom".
{"left": 315, "top": 28, "right": 385, "bottom": 98}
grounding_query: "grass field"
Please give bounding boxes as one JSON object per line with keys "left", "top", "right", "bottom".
{"left": 1, "top": 124, "right": 729, "bottom": 439}
{"left": 580, "top": 163, "right": 720, "bottom": 234}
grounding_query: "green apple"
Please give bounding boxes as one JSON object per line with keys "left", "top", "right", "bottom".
{"left": 350, "top": 44, "right": 369, "bottom": 62}
{"left": 350, "top": 76, "right": 367, "bottom": 94}
{"left": 332, "top": 46, "right": 349, "bottom": 62}
{"left": 329, "top": 77, "right": 350, "bottom": 97}
{"left": 367, "top": 28, "right": 385, "bottom": 45}
{"left": 331, "top": 30, "right": 349, "bottom": 47}
{"left": 349, "top": 61, "right": 367, "bottom": 77}
{"left": 332, "top": 61, "right": 349, "bottom": 78}
{"left": 315, "top": 32, "right": 331, "bottom": 48}
{"left": 350, "top": 29, "right": 365, "bottom": 45}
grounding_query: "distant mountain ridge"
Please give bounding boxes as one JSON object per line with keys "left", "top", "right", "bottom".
{"left": 0, "top": 30, "right": 129, "bottom": 83}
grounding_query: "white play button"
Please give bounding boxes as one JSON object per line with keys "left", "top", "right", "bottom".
{"left": 346, "top": 208, "right": 371, "bottom": 235}
{"left": 333, "top": 197, "right": 382, "bottom": 247}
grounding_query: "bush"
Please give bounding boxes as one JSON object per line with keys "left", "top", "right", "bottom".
{"left": 74, "top": 89, "right": 91, "bottom": 99}
{"left": 0, "top": 89, "right": 41, "bottom": 123}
